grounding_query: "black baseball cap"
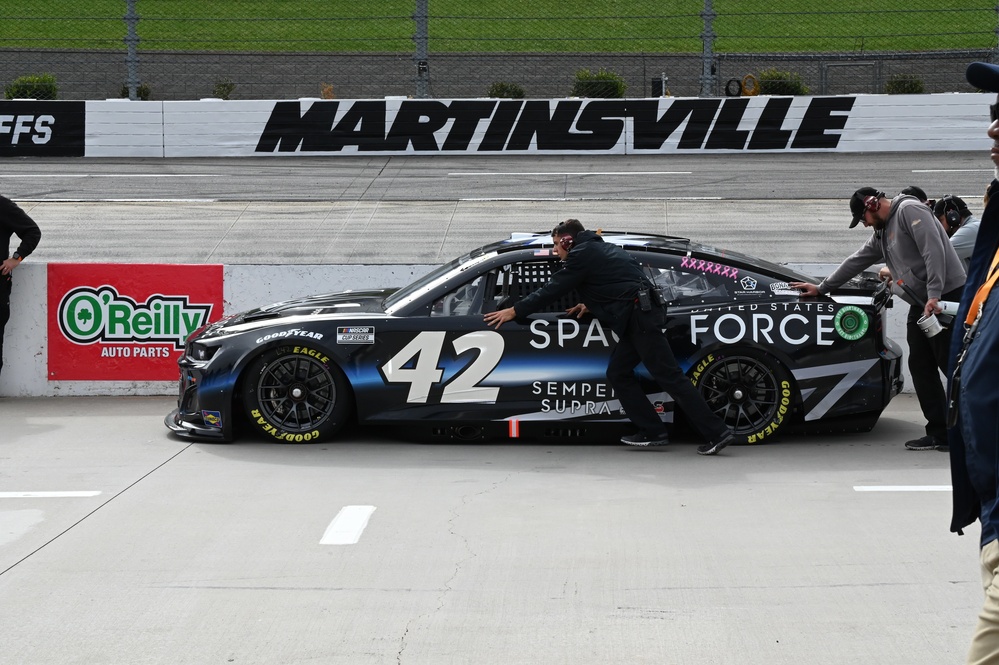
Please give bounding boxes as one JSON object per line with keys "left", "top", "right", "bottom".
{"left": 849, "top": 187, "right": 883, "bottom": 228}
{"left": 967, "top": 62, "right": 999, "bottom": 92}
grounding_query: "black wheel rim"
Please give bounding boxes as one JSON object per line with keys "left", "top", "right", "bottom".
{"left": 699, "top": 356, "right": 780, "bottom": 434}
{"left": 256, "top": 355, "right": 336, "bottom": 433}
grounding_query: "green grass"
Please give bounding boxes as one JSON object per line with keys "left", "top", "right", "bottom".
{"left": 1, "top": 0, "right": 995, "bottom": 53}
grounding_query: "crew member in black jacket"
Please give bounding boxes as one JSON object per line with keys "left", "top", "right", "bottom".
{"left": 484, "top": 219, "right": 735, "bottom": 455}
{"left": 1, "top": 195, "right": 42, "bottom": 381}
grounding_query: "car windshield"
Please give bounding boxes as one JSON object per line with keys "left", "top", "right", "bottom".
{"left": 382, "top": 254, "right": 468, "bottom": 310}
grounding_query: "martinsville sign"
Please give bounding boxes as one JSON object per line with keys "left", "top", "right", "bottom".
{"left": 1, "top": 94, "right": 993, "bottom": 158}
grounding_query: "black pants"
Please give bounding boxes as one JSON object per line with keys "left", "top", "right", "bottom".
{"left": 906, "top": 286, "right": 964, "bottom": 441}
{"left": 606, "top": 305, "right": 729, "bottom": 443}
{"left": 0, "top": 273, "right": 10, "bottom": 378}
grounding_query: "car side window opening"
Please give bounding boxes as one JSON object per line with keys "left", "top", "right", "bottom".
{"left": 430, "top": 274, "right": 488, "bottom": 317}
{"left": 641, "top": 264, "right": 729, "bottom": 304}
{"left": 431, "top": 259, "right": 581, "bottom": 317}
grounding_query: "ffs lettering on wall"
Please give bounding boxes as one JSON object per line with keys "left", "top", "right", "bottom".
{"left": 47, "top": 264, "right": 223, "bottom": 380}
{"left": 0, "top": 101, "right": 84, "bottom": 157}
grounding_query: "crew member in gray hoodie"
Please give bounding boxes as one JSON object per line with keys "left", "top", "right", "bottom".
{"left": 792, "top": 188, "right": 966, "bottom": 451}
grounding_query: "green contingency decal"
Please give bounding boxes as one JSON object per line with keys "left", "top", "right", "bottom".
{"left": 833, "top": 306, "right": 869, "bottom": 341}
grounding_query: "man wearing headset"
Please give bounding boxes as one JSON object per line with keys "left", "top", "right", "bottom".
{"left": 934, "top": 195, "right": 981, "bottom": 271}
{"left": 483, "top": 219, "right": 735, "bottom": 455}
{"left": 791, "top": 188, "right": 966, "bottom": 451}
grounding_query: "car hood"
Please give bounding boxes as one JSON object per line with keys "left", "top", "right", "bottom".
{"left": 240, "top": 289, "right": 392, "bottom": 321}
{"left": 196, "top": 289, "right": 394, "bottom": 340}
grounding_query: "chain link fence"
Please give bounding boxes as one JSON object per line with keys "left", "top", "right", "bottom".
{"left": 1, "top": 1, "right": 997, "bottom": 101}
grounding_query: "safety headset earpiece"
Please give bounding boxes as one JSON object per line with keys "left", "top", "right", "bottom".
{"left": 557, "top": 234, "right": 574, "bottom": 251}
{"left": 941, "top": 195, "right": 962, "bottom": 228}
{"left": 864, "top": 191, "right": 885, "bottom": 214}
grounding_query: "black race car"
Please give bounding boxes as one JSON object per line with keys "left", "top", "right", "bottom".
{"left": 165, "top": 232, "right": 903, "bottom": 444}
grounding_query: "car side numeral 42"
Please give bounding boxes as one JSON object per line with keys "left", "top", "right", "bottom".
{"left": 381, "top": 331, "right": 504, "bottom": 404}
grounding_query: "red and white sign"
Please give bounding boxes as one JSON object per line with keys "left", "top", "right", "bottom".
{"left": 47, "top": 264, "right": 223, "bottom": 381}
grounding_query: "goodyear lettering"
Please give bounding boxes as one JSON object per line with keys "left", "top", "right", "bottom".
{"left": 746, "top": 380, "right": 792, "bottom": 443}
{"left": 256, "top": 328, "right": 324, "bottom": 344}
{"left": 292, "top": 346, "right": 329, "bottom": 364}
{"left": 250, "top": 409, "right": 320, "bottom": 442}
{"left": 256, "top": 97, "right": 855, "bottom": 154}
{"left": 57, "top": 285, "right": 212, "bottom": 350}
{"left": 0, "top": 114, "right": 54, "bottom": 145}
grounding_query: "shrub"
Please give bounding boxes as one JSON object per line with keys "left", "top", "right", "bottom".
{"left": 119, "top": 83, "right": 151, "bottom": 100}
{"left": 571, "top": 68, "right": 627, "bottom": 98}
{"left": 757, "top": 68, "right": 809, "bottom": 96}
{"left": 4, "top": 73, "right": 58, "bottom": 100}
{"left": 212, "top": 77, "right": 236, "bottom": 100}
{"left": 885, "top": 73, "right": 924, "bottom": 95}
{"left": 487, "top": 81, "right": 525, "bottom": 98}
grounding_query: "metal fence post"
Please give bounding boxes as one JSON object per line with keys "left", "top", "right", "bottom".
{"left": 123, "top": 0, "right": 141, "bottom": 99}
{"left": 700, "top": 0, "right": 717, "bottom": 97}
{"left": 413, "top": 0, "right": 430, "bottom": 98}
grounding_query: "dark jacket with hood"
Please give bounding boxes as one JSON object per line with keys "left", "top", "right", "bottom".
{"left": 949, "top": 179, "right": 999, "bottom": 543}
{"left": 513, "top": 230, "right": 652, "bottom": 337}
{"left": 1, "top": 195, "right": 41, "bottom": 261}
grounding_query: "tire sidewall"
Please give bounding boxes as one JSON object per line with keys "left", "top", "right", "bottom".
{"left": 241, "top": 344, "right": 351, "bottom": 443}
{"left": 690, "top": 349, "right": 793, "bottom": 444}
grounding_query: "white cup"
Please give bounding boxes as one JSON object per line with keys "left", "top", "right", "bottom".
{"left": 917, "top": 313, "right": 943, "bottom": 337}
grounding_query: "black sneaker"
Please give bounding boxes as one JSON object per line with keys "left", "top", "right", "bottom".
{"left": 697, "top": 431, "right": 735, "bottom": 456}
{"left": 621, "top": 432, "right": 670, "bottom": 447}
{"left": 905, "top": 435, "right": 946, "bottom": 451}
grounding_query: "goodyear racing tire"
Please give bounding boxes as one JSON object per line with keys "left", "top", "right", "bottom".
{"left": 241, "top": 345, "right": 353, "bottom": 443}
{"left": 692, "top": 350, "right": 793, "bottom": 444}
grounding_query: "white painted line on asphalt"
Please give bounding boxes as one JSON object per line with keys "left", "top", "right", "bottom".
{"left": 0, "top": 174, "right": 222, "bottom": 178}
{"left": 853, "top": 486, "right": 952, "bottom": 492}
{"left": 0, "top": 491, "right": 102, "bottom": 498}
{"left": 18, "top": 198, "right": 218, "bottom": 203}
{"left": 460, "top": 196, "right": 722, "bottom": 202}
{"left": 911, "top": 169, "right": 992, "bottom": 173}
{"left": 449, "top": 171, "right": 692, "bottom": 176}
{"left": 321, "top": 505, "right": 376, "bottom": 545}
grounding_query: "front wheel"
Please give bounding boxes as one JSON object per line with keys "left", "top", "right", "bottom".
{"left": 241, "top": 346, "right": 352, "bottom": 443}
{"left": 692, "top": 350, "right": 793, "bottom": 444}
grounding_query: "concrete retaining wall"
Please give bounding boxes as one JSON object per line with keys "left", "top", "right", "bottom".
{"left": 2, "top": 262, "right": 914, "bottom": 398}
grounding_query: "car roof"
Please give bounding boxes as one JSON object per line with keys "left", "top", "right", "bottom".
{"left": 476, "top": 231, "right": 811, "bottom": 282}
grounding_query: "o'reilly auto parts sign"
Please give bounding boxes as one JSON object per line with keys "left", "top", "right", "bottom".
{"left": 0, "top": 101, "right": 84, "bottom": 157}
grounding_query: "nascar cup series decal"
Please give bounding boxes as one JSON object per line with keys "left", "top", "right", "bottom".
{"left": 337, "top": 326, "right": 375, "bottom": 344}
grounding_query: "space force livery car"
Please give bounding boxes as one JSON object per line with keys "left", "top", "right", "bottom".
{"left": 165, "top": 232, "right": 903, "bottom": 445}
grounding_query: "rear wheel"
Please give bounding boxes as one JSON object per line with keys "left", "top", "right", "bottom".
{"left": 241, "top": 346, "right": 352, "bottom": 443}
{"left": 692, "top": 350, "right": 793, "bottom": 444}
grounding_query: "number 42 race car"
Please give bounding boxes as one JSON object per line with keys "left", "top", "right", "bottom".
{"left": 165, "top": 231, "right": 903, "bottom": 445}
